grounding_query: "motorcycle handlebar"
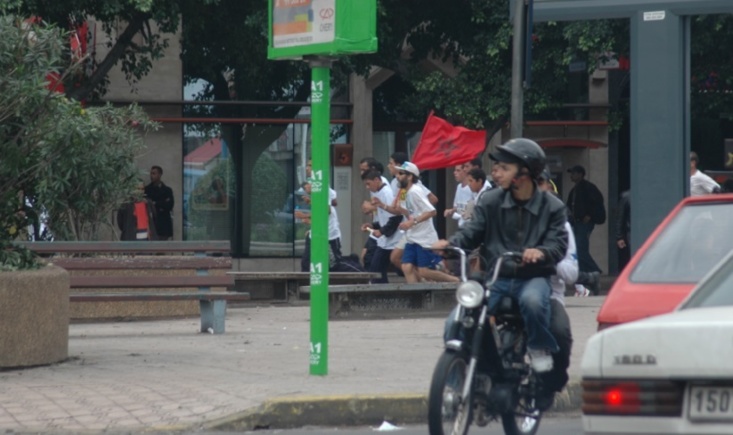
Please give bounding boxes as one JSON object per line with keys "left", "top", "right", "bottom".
{"left": 432, "top": 248, "right": 525, "bottom": 284}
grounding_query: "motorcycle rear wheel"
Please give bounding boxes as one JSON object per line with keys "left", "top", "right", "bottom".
{"left": 428, "top": 351, "right": 472, "bottom": 435}
{"left": 501, "top": 397, "right": 542, "bottom": 435}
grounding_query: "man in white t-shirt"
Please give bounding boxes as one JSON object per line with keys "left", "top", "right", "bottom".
{"left": 361, "top": 170, "right": 402, "bottom": 283}
{"left": 444, "top": 164, "right": 472, "bottom": 228}
{"left": 386, "top": 152, "right": 440, "bottom": 273}
{"left": 690, "top": 151, "right": 720, "bottom": 196}
{"left": 359, "top": 157, "right": 389, "bottom": 268}
{"left": 297, "top": 181, "right": 342, "bottom": 272}
{"left": 375, "top": 162, "right": 457, "bottom": 283}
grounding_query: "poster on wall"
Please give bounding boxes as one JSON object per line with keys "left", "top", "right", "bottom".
{"left": 272, "top": 0, "right": 336, "bottom": 49}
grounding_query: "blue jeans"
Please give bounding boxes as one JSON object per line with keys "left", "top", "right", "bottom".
{"left": 444, "top": 277, "right": 558, "bottom": 353}
{"left": 572, "top": 221, "right": 601, "bottom": 273}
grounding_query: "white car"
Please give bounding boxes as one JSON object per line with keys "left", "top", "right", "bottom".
{"left": 581, "top": 250, "right": 733, "bottom": 435}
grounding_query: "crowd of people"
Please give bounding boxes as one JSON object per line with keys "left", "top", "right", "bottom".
{"left": 293, "top": 148, "right": 608, "bottom": 303}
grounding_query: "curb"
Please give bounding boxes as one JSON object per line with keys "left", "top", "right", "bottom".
{"left": 204, "top": 381, "right": 582, "bottom": 431}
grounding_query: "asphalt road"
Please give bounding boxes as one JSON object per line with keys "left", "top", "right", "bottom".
{"left": 198, "top": 413, "right": 583, "bottom": 435}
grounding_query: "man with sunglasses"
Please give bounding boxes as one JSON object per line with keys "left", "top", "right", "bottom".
{"left": 375, "top": 162, "right": 458, "bottom": 283}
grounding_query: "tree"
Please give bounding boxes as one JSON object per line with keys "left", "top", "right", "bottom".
{"left": 180, "top": 0, "right": 312, "bottom": 255}
{"left": 352, "top": 1, "right": 629, "bottom": 132}
{"left": 0, "top": 16, "right": 156, "bottom": 269}
{"left": 10, "top": 0, "right": 214, "bottom": 101}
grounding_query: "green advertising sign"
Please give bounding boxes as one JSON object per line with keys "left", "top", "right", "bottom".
{"left": 268, "top": 0, "right": 377, "bottom": 59}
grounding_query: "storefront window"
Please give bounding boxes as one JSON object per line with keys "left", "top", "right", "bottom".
{"left": 183, "top": 134, "right": 232, "bottom": 240}
{"left": 182, "top": 120, "right": 342, "bottom": 258}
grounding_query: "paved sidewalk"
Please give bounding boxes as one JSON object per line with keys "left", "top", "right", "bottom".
{"left": 0, "top": 297, "right": 604, "bottom": 433}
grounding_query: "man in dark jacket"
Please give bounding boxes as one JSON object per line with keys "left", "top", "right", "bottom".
{"left": 144, "top": 166, "right": 174, "bottom": 240}
{"left": 566, "top": 165, "right": 603, "bottom": 279}
{"left": 434, "top": 138, "right": 568, "bottom": 374}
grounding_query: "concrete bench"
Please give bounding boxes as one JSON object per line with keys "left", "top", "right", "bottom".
{"left": 47, "top": 256, "right": 240, "bottom": 321}
{"left": 299, "top": 282, "right": 459, "bottom": 318}
{"left": 228, "top": 271, "right": 380, "bottom": 301}
{"left": 70, "top": 290, "right": 250, "bottom": 334}
{"left": 68, "top": 273, "right": 247, "bottom": 334}
{"left": 17, "top": 242, "right": 245, "bottom": 323}
{"left": 19, "top": 240, "right": 231, "bottom": 255}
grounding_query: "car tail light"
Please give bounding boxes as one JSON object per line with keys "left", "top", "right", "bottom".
{"left": 582, "top": 379, "right": 683, "bottom": 416}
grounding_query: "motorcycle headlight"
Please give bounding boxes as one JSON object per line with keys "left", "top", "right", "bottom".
{"left": 456, "top": 280, "right": 484, "bottom": 308}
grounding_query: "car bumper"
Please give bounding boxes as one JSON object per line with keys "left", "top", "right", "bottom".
{"left": 583, "top": 414, "right": 733, "bottom": 434}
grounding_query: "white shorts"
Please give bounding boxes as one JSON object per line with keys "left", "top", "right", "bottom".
{"left": 395, "top": 233, "right": 407, "bottom": 250}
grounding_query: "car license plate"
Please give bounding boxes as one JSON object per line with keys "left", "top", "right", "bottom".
{"left": 689, "top": 386, "right": 733, "bottom": 420}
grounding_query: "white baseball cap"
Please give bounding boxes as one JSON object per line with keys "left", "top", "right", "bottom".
{"left": 399, "top": 161, "right": 420, "bottom": 177}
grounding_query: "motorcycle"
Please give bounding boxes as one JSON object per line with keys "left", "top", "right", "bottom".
{"left": 428, "top": 249, "right": 546, "bottom": 435}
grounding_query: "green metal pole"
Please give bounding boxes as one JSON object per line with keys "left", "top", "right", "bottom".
{"left": 308, "top": 58, "right": 332, "bottom": 375}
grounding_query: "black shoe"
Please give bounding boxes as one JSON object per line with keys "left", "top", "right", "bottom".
{"left": 535, "top": 391, "right": 555, "bottom": 412}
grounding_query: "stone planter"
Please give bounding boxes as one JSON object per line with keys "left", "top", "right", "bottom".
{"left": 0, "top": 265, "right": 69, "bottom": 368}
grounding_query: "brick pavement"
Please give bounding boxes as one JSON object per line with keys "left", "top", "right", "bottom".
{"left": 0, "top": 297, "right": 604, "bottom": 433}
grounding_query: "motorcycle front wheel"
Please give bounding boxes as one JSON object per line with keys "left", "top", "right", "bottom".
{"left": 501, "top": 396, "right": 542, "bottom": 435}
{"left": 428, "top": 351, "right": 472, "bottom": 435}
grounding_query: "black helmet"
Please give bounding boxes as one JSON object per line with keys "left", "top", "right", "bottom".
{"left": 490, "top": 138, "right": 546, "bottom": 179}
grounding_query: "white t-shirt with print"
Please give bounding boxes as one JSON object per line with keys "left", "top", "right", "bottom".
{"left": 402, "top": 184, "right": 438, "bottom": 246}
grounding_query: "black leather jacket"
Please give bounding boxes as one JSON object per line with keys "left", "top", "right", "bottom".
{"left": 449, "top": 186, "right": 568, "bottom": 279}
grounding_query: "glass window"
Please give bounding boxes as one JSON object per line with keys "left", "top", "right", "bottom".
{"left": 680, "top": 251, "right": 733, "bottom": 309}
{"left": 373, "top": 131, "right": 395, "bottom": 168}
{"left": 182, "top": 120, "right": 346, "bottom": 258}
{"left": 630, "top": 202, "right": 733, "bottom": 283}
{"left": 183, "top": 135, "right": 232, "bottom": 241}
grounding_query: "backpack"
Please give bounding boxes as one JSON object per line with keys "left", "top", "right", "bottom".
{"left": 587, "top": 182, "right": 606, "bottom": 225}
{"left": 591, "top": 195, "right": 607, "bottom": 225}
{"left": 592, "top": 202, "right": 606, "bottom": 225}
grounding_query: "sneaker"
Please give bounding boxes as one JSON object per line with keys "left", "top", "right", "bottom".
{"left": 574, "top": 285, "right": 590, "bottom": 297}
{"left": 528, "top": 348, "right": 553, "bottom": 373}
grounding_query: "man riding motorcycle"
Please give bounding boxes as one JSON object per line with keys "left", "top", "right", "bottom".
{"left": 433, "top": 138, "right": 568, "bottom": 377}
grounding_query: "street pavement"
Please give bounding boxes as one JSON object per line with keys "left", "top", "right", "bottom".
{"left": 0, "top": 296, "right": 604, "bottom": 433}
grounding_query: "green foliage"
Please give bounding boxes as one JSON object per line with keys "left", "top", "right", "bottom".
{"left": 0, "top": 241, "right": 40, "bottom": 272}
{"left": 349, "top": 1, "right": 630, "bottom": 129}
{"left": 32, "top": 102, "right": 157, "bottom": 240}
{"left": 0, "top": 16, "right": 158, "bottom": 270}
{"left": 691, "top": 15, "right": 733, "bottom": 121}
{"left": 180, "top": 0, "right": 311, "bottom": 114}
{"left": 12, "top": 0, "right": 218, "bottom": 100}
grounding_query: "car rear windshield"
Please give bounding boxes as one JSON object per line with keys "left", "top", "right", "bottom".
{"left": 630, "top": 203, "right": 733, "bottom": 284}
{"left": 680, "top": 251, "right": 733, "bottom": 309}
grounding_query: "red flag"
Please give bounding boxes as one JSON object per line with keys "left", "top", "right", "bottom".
{"left": 411, "top": 112, "right": 487, "bottom": 171}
